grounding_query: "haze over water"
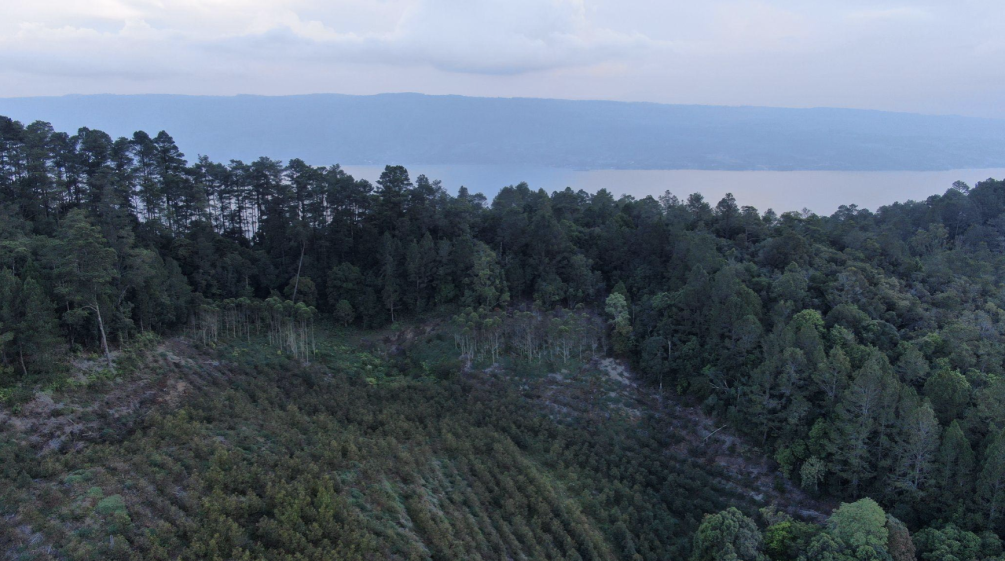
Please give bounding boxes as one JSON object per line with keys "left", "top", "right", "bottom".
{"left": 342, "top": 165, "right": 1005, "bottom": 215}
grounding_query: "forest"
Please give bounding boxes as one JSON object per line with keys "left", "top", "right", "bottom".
{"left": 3, "top": 114, "right": 1005, "bottom": 560}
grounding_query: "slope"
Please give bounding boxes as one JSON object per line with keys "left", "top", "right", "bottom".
{"left": 1, "top": 322, "right": 825, "bottom": 560}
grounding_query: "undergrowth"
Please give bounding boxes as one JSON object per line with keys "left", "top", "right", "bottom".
{"left": 1, "top": 325, "right": 762, "bottom": 560}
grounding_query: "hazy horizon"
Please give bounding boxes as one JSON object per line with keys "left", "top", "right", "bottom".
{"left": 5, "top": 1, "right": 1005, "bottom": 118}
{"left": 6, "top": 91, "right": 1005, "bottom": 122}
{"left": 341, "top": 164, "right": 1005, "bottom": 215}
{"left": 5, "top": 93, "right": 1004, "bottom": 176}
{"left": 5, "top": 2, "right": 1004, "bottom": 213}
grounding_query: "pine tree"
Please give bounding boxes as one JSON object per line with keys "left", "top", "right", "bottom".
{"left": 895, "top": 345, "right": 930, "bottom": 386}
{"left": 930, "top": 419, "right": 974, "bottom": 516}
{"left": 379, "top": 233, "right": 401, "bottom": 323}
{"left": 374, "top": 165, "right": 412, "bottom": 233}
{"left": 13, "top": 276, "right": 63, "bottom": 375}
{"left": 829, "top": 353, "right": 898, "bottom": 493}
{"left": 890, "top": 391, "right": 939, "bottom": 498}
{"left": 0, "top": 269, "right": 17, "bottom": 376}
{"left": 52, "top": 209, "right": 118, "bottom": 370}
{"left": 814, "top": 347, "right": 851, "bottom": 410}
{"left": 924, "top": 368, "right": 971, "bottom": 425}
{"left": 978, "top": 428, "right": 1005, "bottom": 530}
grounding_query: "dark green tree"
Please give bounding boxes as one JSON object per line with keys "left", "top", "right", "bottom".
{"left": 691, "top": 507, "right": 767, "bottom": 561}
{"left": 52, "top": 209, "right": 119, "bottom": 369}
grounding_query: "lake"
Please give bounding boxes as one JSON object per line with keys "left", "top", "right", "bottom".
{"left": 341, "top": 165, "right": 1005, "bottom": 215}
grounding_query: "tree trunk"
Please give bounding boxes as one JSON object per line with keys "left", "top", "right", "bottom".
{"left": 93, "top": 301, "right": 114, "bottom": 371}
{"left": 291, "top": 242, "right": 305, "bottom": 303}
{"left": 18, "top": 347, "right": 28, "bottom": 378}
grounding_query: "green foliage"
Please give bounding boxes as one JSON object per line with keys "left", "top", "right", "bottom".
{"left": 94, "top": 494, "right": 127, "bottom": 516}
{"left": 334, "top": 298, "right": 355, "bottom": 326}
{"left": 925, "top": 368, "right": 972, "bottom": 425}
{"left": 764, "top": 518, "right": 819, "bottom": 561}
{"left": 0, "top": 328, "right": 755, "bottom": 560}
{"left": 827, "top": 498, "right": 889, "bottom": 552}
{"left": 691, "top": 507, "right": 767, "bottom": 561}
{"left": 797, "top": 498, "right": 896, "bottom": 561}
{"left": 979, "top": 429, "right": 1005, "bottom": 532}
{"left": 605, "top": 293, "right": 632, "bottom": 355}
{"left": 935, "top": 420, "right": 975, "bottom": 512}
{"left": 0, "top": 269, "right": 63, "bottom": 379}
{"left": 913, "top": 523, "right": 1003, "bottom": 561}
{"left": 4, "top": 114, "right": 1005, "bottom": 556}
{"left": 284, "top": 275, "right": 317, "bottom": 306}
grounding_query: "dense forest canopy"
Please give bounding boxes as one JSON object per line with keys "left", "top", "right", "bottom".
{"left": 4, "top": 113, "right": 1005, "bottom": 559}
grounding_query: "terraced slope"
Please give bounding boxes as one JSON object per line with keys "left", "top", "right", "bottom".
{"left": 1, "top": 326, "right": 824, "bottom": 560}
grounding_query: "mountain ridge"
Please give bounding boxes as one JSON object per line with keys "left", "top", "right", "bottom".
{"left": 2, "top": 92, "right": 1004, "bottom": 171}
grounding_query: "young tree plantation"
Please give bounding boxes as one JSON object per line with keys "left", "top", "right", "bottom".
{"left": 4, "top": 115, "right": 1005, "bottom": 559}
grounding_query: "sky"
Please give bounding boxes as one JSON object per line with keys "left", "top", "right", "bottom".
{"left": 2, "top": 1, "right": 1004, "bottom": 118}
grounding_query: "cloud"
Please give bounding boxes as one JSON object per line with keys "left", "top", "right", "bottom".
{"left": 1, "top": 1, "right": 1005, "bottom": 118}
{"left": 846, "top": 7, "right": 932, "bottom": 23}
{"left": 697, "top": 2, "right": 812, "bottom": 54}
{"left": 394, "top": 0, "right": 661, "bottom": 73}
{"left": 205, "top": 0, "right": 662, "bottom": 75}
{"left": 12, "top": 18, "right": 174, "bottom": 44}
{"left": 1, "top": 17, "right": 191, "bottom": 81}
{"left": 2, "top": 0, "right": 659, "bottom": 78}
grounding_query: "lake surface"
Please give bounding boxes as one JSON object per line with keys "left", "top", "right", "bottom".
{"left": 341, "top": 165, "right": 1005, "bottom": 215}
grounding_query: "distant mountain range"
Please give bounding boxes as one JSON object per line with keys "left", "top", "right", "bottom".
{"left": 2, "top": 93, "right": 1004, "bottom": 171}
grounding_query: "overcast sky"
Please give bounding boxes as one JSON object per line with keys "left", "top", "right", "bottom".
{"left": 2, "top": 1, "right": 1004, "bottom": 118}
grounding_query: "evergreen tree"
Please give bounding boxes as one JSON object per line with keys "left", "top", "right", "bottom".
{"left": 4, "top": 275, "right": 63, "bottom": 376}
{"left": 934, "top": 420, "right": 975, "bottom": 513}
{"left": 374, "top": 165, "right": 412, "bottom": 233}
{"left": 51, "top": 209, "right": 118, "bottom": 369}
{"left": 379, "top": 233, "right": 401, "bottom": 323}
{"left": 890, "top": 391, "right": 939, "bottom": 499}
{"left": 978, "top": 428, "right": 1005, "bottom": 531}
{"left": 924, "top": 368, "right": 971, "bottom": 425}
{"left": 691, "top": 507, "right": 767, "bottom": 561}
{"left": 830, "top": 354, "right": 898, "bottom": 493}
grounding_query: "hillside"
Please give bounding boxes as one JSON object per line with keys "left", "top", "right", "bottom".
{"left": 2, "top": 322, "right": 824, "bottom": 560}
{"left": 2, "top": 94, "right": 1005, "bottom": 170}
{"left": 6, "top": 113, "right": 1005, "bottom": 559}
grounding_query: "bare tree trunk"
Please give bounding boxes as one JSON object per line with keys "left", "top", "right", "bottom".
{"left": 93, "top": 301, "right": 114, "bottom": 371}
{"left": 18, "top": 347, "right": 28, "bottom": 378}
{"left": 291, "top": 242, "right": 305, "bottom": 303}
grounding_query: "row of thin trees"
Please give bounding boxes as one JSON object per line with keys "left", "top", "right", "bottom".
{"left": 192, "top": 297, "right": 318, "bottom": 363}
{"left": 453, "top": 306, "right": 606, "bottom": 366}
